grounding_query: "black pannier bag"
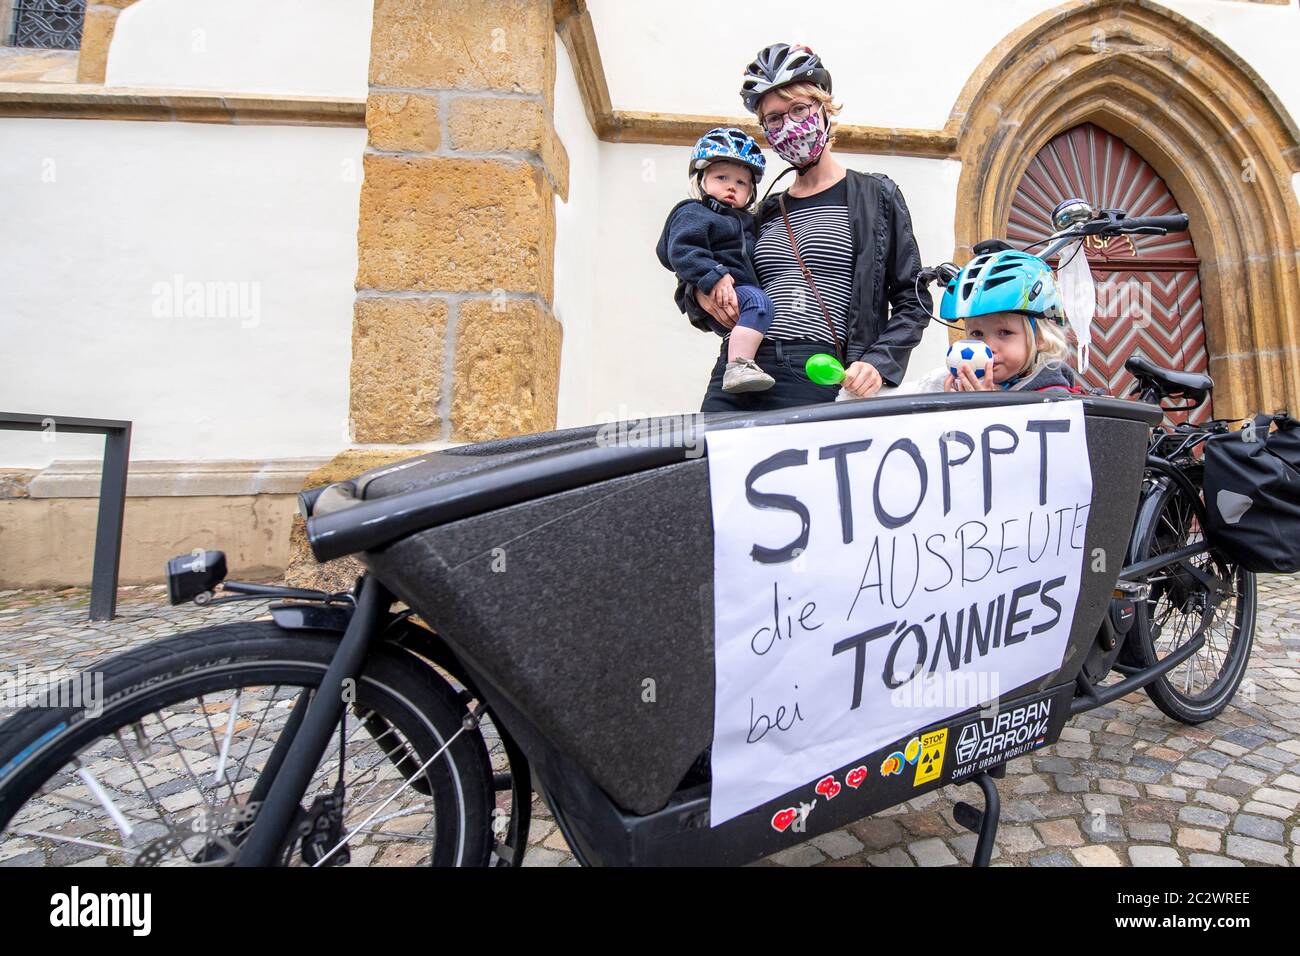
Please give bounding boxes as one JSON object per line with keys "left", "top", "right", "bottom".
{"left": 1202, "top": 412, "right": 1300, "bottom": 573}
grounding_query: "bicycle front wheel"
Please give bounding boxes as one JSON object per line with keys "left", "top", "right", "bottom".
{"left": 0, "top": 620, "right": 495, "bottom": 866}
{"left": 1128, "top": 476, "right": 1257, "bottom": 723}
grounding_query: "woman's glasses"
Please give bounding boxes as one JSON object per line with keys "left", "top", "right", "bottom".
{"left": 761, "top": 101, "right": 817, "bottom": 134}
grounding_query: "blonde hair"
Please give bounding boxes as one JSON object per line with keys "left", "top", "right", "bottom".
{"left": 760, "top": 82, "right": 843, "bottom": 148}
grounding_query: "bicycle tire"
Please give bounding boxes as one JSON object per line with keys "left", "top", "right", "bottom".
{"left": 1127, "top": 476, "right": 1257, "bottom": 723}
{"left": 0, "top": 620, "right": 495, "bottom": 866}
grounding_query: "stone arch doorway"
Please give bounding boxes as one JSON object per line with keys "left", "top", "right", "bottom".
{"left": 949, "top": 0, "right": 1300, "bottom": 420}
{"left": 1007, "top": 122, "right": 1211, "bottom": 422}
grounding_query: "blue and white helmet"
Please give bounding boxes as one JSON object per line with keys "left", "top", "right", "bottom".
{"left": 939, "top": 249, "right": 1066, "bottom": 329}
{"left": 689, "top": 127, "right": 765, "bottom": 184}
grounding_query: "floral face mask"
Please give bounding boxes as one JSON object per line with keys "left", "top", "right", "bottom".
{"left": 764, "top": 106, "right": 829, "bottom": 169}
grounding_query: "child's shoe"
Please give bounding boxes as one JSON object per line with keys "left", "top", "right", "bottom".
{"left": 723, "top": 356, "right": 775, "bottom": 393}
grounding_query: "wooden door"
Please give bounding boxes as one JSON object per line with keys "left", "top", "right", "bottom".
{"left": 1007, "top": 123, "right": 1210, "bottom": 422}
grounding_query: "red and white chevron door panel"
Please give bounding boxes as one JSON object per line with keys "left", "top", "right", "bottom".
{"left": 1007, "top": 123, "right": 1210, "bottom": 423}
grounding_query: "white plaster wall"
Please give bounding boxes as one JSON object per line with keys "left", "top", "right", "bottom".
{"left": 590, "top": 142, "right": 712, "bottom": 422}
{"left": 552, "top": 38, "right": 601, "bottom": 428}
{"left": 586, "top": 0, "right": 1062, "bottom": 129}
{"left": 106, "top": 0, "right": 373, "bottom": 97}
{"left": 0, "top": 119, "right": 365, "bottom": 468}
{"left": 1162, "top": 0, "right": 1300, "bottom": 118}
{"left": 587, "top": 0, "right": 1300, "bottom": 133}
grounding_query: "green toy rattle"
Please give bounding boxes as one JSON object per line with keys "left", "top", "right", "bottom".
{"left": 805, "top": 353, "right": 846, "bottom": 386}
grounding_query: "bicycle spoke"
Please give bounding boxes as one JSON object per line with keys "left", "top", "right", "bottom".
{"left": 348, "top": 803, "right": 430, "bottom": 830}
{"left": 13, "top": 828, "right": 143, "bottom": 858}
{"left": 112, "top": 728, "right": 173, "bottom": 827}
{"left": 74, "top": 764, "right": 137, "bottom": 841}
{"left": 211, "top": 690, "right": 242, "bottom": 787}
{"left": 344, "top": 730, "right": 421, "bottom": 806}
{"left": 156, "top": 710, "right": 221, "bottom": 823}
{"left": 314, "top": 724, "right": 466, "bottom": 868}
{"left": 351, "top": 827, "right": 437, "bottom": 842}
{"left": 25, "top": 787, "right": 163, "bottom": 836}
{"left": 309, "top": 707, "right": 389, "bottom": 788}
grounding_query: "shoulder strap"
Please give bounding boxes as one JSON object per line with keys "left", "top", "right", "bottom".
{"left": 779, "top": 192, "right": 844, "bottom": 362}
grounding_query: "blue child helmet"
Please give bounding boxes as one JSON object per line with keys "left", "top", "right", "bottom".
{"left": 939, "top": 249, "right": 1066, "bottom": 330}
{"left": 689, "top": 127, "right": 766, "bottom": 184}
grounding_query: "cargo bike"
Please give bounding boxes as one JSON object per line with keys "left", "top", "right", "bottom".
{"left": 0, "top": 203, "right": 1257, "bottom": 867}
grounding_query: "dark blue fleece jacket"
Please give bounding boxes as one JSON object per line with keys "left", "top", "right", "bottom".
{"left": 655, "top": 197, "right": 760, "bottom": 296}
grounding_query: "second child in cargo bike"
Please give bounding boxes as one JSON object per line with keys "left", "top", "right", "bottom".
{"left": 915, "top": 250, "right": 1091, "bottom": 396}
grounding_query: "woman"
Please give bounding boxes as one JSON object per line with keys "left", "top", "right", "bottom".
{"left": 686, "top": 43, "right": 928, "bottom": 411}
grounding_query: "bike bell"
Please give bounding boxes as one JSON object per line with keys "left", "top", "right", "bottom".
{"left": 1051, "top": 197, "right": 1095, "bottom": 232}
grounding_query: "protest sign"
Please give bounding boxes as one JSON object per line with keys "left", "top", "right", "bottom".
{"left": 705, "top": 402, "right": 1092, "bottom": 825}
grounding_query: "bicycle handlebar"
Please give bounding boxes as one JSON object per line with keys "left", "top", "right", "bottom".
{"left": 917, "top": 204, "right": 1191, "bottom": 297}
{"left": 1036, "top": 207, "right": 1189, "bottom": 261}
{"left": 1106, "top": 213, "right": 1189, "bottom": 234}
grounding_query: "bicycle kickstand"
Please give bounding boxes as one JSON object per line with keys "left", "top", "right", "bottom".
{"left": 952, "top": 764, "right": 1004, "bottom": 867}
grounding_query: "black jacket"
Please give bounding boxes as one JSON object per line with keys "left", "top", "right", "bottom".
{"left": 656, "top": 197, "right": 760, "bottom": 295}
{"left": 679, "top": 170, "right": 927, "bottom": 386}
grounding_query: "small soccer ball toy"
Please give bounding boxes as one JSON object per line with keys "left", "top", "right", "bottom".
{"left": 947, "top": 339, "right": 994, "bottom": 381}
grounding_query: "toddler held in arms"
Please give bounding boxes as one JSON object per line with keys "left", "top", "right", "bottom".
{"left": 657, "top": 127, "right": 777, "bottom": 393}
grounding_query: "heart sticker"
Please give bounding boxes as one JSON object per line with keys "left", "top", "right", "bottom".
{"left": 815, "top": 775, "right": 841, "bottom": 800}
{"left": 846, "top": 766, "right": 868, "bottom": 789}
{"left": 771, "top": 808, "right": 798, "bottom": 832}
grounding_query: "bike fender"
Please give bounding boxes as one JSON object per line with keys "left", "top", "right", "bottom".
{"left": 383, "top": 620, "right": 534, "bottom": 867}
{"left": 269, "top": 602, "right": 353, "bottom": 633}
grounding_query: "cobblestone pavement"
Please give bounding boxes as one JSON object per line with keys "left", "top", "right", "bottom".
{"left": 0, "top": 575, "right": 1297, "bottom": 867}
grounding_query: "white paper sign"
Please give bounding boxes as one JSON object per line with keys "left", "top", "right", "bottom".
{"left": 705, "top": 402, "right": 1093, "bottom": 826}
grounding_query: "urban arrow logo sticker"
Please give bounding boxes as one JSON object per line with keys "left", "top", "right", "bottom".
{"left": 952, "top": 698, "right": 1052, "bottom": 780}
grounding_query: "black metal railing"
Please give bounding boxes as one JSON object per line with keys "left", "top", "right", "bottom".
{"left": 0, "top": 413, "right": 131, "bottom": 621}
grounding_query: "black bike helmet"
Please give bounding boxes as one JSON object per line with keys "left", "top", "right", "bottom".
{"left": 740, "top": 43, "right": 833, "bottom": 115}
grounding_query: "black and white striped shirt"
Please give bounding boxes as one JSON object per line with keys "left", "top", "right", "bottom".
{"left": 753, "top": 178, "right": 853, "bottom": 345}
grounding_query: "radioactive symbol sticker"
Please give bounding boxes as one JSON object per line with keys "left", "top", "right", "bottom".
{"left": 913, "top": 728, "right": 949, "bottom": 786}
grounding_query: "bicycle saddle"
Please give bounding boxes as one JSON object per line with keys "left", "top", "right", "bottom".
{"left": 1124, "top": 355, "right": 1213, "bottom": 401}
